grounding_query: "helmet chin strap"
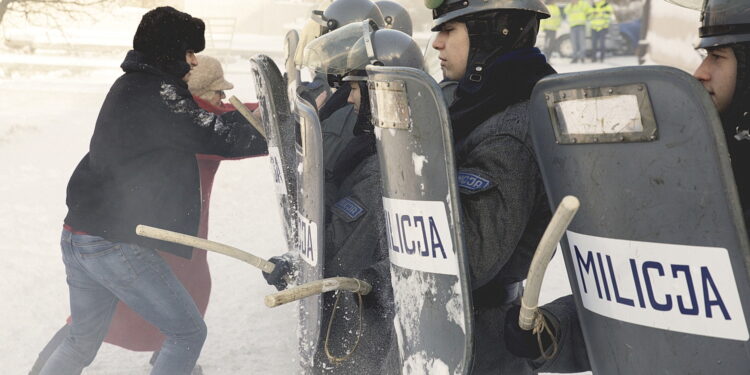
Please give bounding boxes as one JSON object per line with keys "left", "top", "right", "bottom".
{"left": 462, "top": 12, "right": 539, "bottom": 84}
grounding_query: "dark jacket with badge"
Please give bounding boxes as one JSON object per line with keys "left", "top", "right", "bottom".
{"left": 313, "top": 85, "right": 396, "bottom": 372}
{"left": 448, "top": 48, "right": 586, "bottom": 374}
{"left": 64, "top": 50, "right": 267, "bottom": 259}
{"left": 316, "top": 152, "right": 396, "bottom": 374}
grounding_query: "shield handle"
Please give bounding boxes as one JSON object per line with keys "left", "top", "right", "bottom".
{"left": 519, "top": 195, "right": 580, "bottom": 330}
{"left": 264, "top": 277, "right": 372, "bottom": 307}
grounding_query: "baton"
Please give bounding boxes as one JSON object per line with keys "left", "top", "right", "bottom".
{"left": 265, "top": 277, "right": 372, "bottom": 308}
{"left": 228, "top": 95, "right": 266, "bottom": 138}
{"left": 135, "top": 224, "right": 275, "bottom": 274}
{"left": 519, "top": 196, "right": 580, "bottom": 331}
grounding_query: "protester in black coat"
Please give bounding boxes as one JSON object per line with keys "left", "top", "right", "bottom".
{"left": 40, "top": 7, "right": 265, "bottom": 375}
{"left": 64, "top": 48, "right": 266, "bottom": 259}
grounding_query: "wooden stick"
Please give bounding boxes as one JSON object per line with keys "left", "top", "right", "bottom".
{"left": 136, "top": 224, "right": 275, "bottom": 274}
{"left": 265, "top": 277, "right": 372, "bottom": 308}
{"left": 519, "top": 196, "right": 580, "bottom": 331}
{"left": 228, "top": 95, "right": 266, "bottom": 138}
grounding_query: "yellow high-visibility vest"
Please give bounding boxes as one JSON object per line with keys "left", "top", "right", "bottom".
{"left": 588, "top": 0, "right": 614, "bottom": 31}
{"left": 541, "top": 4, "right": 562, "bottom": 31}
{"left": 564, "top": 0, "right": 591, "bottom": 27}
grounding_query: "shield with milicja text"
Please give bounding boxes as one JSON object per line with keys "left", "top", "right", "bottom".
{"left": 529, "top": 65, "right": 750, "bottom": 374}
{"left": 366, "top": 65, "right": 474, "bottom": 375}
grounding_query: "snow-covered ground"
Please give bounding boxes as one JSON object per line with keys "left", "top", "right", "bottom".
{"left": 0, "top": 47, "right": 636, "bottom": 374}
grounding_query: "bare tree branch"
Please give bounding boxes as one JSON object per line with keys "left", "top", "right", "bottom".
{"left": 1, "top": 0, "right": 111, "bottom": 28}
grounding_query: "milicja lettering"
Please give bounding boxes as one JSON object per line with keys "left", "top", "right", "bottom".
{"left": 574, "top": 245, "right": 731, "bottom": 319}
{"left": 384, "top": 208, "right": 447, "bottom": 259}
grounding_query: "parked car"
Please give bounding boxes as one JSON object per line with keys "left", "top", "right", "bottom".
{"left": 539, "top": 18, "right": 641, "bottom": 58}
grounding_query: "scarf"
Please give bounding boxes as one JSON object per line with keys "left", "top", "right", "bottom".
{"left": 449, "top": 47, "right": 556, "bottom": 143}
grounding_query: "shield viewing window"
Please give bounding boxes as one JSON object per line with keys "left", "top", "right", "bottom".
{"left": 545, "top": 83, "right": 658, "bottom": 144}
{"left": 369, "top": 80, "right": 412, "bottom": 130}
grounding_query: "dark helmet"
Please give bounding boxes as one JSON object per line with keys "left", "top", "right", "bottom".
{"left": 343, "top": 28, "right": 424, "bottom": 81}
{"left": 699, "top": 0, "right": 750, "bottom": 48}
{"left": 313, "top": 0, "right": 386, "bottom": 33}
{"left": 375, "top": 0, "right": 414, "bottom": 36}
{"left": 427, "top": 0, "right": 549, "bottom": 31}
{"left": 667, "top": 1, "right": 750, "bottom": 139}
{"left": 426, "top": 0, "right": 549, "bottom": 83}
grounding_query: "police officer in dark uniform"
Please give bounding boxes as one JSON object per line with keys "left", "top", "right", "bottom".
{"left": 690, "top": 0, "right": 750, "bottom": 221}
{"left": 504, "top": 1, "right": 750, "bottom": 372}
{"left": 426, "top": 0, "right": 588, "bottom": 372}
{"left": 296, "top": 0, "right": 386, "bottom": 182}
{"left": 265, "top": 22, "right": 424, "bottom": 374}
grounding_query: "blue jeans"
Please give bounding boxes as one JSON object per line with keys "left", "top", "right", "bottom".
{"left": 571, "top": 25, "right": 587, "bottom": 61}
{"left": 40, "top": 230, "right": 207, "bottom": 375}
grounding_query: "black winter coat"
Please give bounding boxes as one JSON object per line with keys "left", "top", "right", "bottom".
{"left": 64, "top": 50, "right": 267, "bottom": 258}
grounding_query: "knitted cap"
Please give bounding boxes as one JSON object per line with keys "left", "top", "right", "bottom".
{"left": 187, "top": 55, "right": 234, "bottom": 97}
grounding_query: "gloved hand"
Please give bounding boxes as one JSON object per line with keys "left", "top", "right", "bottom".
{"left": 263, "top": 256, "right": 293, "bottom": 291}
{"left": 355, "top": 265, "right": 393, "bottom": 314}
{"left": 503, "top": 305, "right": 555, "bottom": 360}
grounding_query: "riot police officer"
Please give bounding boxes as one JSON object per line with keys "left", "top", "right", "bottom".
{"left": 266, "top": 22, "right": 424, "bottom": 374}
{"left": 690, "top": 0, "right": 750, "bottom": 220}
{"left": 298, "top": 0, "right": 387, "bottom": 185}
{"left": 426, "top": 0, "right": 562, "bottom": 372}
{"left": 504, "top": 1, "right": 750, "bottom": 372}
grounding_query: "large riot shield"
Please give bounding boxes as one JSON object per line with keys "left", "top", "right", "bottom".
{"left": 529, "top": 65, "right": 750, "bottom": 374}
{"left": 250, "top": 55, "right": 298, "bottom": 251}
{"left": 366, "top": 65, "right": 474, "bottom": 374}
{"left": 292, "top": 91, "right": 326, "bottom": 370}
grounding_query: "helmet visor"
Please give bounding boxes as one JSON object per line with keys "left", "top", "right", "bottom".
{"left": 302, "top": 21, "right": 376, "bottom": 75}
{"left": 664, "top": 0, "right": 704, "bottom": 10}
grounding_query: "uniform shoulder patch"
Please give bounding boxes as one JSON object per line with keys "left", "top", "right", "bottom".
{"left": 457, "top": 169, "right": 496, "bottom": 194}
{"left": 332, "top": 196, "right": 367, "bottom": 222}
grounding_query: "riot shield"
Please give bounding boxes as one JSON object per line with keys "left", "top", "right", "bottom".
{"left": 366, "top": 65, "right": 474, "bottom": 375}
{"left": 292, "top": 90, "right": 326, "bottom": 370}
{"left": 250, "top": 55, "right": 298, "bottom": 252}
{"left": 529, "top": 65, "right": 750, "bottom": 374}
{"left": 284, "top": 29, "right": 301, "bottom": 99}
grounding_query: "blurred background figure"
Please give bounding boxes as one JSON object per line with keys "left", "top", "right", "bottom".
{"left": 564, "top": 0, "right": 591, "bottom": 63}
{"left": 588, "top": 0, "right": 614, "bottom": 62}
{"left": 540, "top": 0, "right": 562, "bottom": 57}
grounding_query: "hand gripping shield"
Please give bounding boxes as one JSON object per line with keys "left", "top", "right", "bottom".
{"left": 250, "top": 55, "right": 298, "bottom": 253}
{"left": 292, "top": 90, "right": 326, "bottom": 370}
{"left": 366, "top": 65, "right": 474, "bottom": 374}
{"left": 529, "top": 65, "right": 750, "bottom": 374}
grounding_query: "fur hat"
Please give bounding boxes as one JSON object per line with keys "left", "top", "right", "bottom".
{"left": 188, "top": 55, "right": 234, "bottom": 97}
{"left": 133, "top": 7, "right": 205, "bottom": 67}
